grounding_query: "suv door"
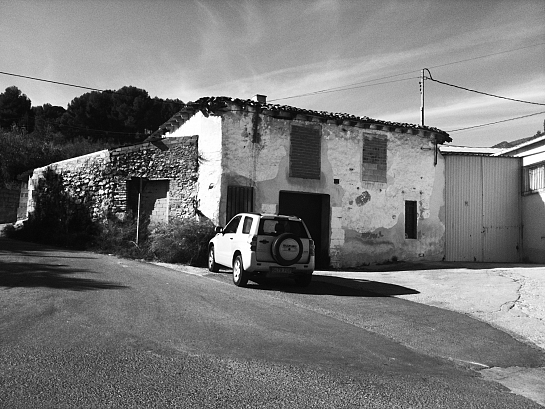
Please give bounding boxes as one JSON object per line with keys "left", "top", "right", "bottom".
{"left": 215, "top": 215, "right": 241, "bottom": 266}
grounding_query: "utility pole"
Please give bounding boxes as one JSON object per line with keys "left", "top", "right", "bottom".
{"left": 420, "top": 68, "right": 425, "bottom": 126}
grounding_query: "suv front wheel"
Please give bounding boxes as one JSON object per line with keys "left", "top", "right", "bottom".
{"left": 232, "top": 254, "right": 249, "bottom": 287}
{"left": 208, "top": 245, "right": 220, "bottom": 273}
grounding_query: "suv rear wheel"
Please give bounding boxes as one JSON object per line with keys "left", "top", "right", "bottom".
{"left": 232, "top": 254, "right": 249, "bottom": 287}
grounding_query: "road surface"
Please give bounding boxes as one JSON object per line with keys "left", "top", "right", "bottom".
{"left": 1, "top": 238, "right": 544, "bottom": 408}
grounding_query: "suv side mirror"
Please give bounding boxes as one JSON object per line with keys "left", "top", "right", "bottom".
{"left": 215, "top": 226, "right": 223, "bottom": 233}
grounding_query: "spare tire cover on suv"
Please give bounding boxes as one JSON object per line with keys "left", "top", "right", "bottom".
{"left": 271, "top": 233, "right": 304, "bottom": 266}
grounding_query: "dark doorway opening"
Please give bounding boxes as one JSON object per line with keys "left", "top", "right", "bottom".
{"left": 226, "top": 186, "right": 254, "bottom": 223}
{"left": 127, "top": 179, "right": 169, "bottom": 225}
{"left": 279, "top": 191, "right": 330, "bottom": 269}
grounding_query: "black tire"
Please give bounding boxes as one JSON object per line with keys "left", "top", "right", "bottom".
{"left": 294, "top": 274, "right": 312, "bottom": 287}
{"left": 208, "top": 245, "right": 220, "bottom": 272}
{"left": 232, "top": 254, "right": 249, "bottom": 287}
{"left": 271, "top": 233, "right": 303, "bottom": 266}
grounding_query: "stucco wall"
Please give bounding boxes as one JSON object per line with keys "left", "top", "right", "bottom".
{"left": 522, "top": 191, "right": 545, "bottom": 263}
{"left": 216, "top": 108, "right": 446, "bottom": 267}
{"left": 166, "top": 113, "right": 223, "bottom": 222}
{"left": 21, "top": 137, "right": 199, "bottom": 224}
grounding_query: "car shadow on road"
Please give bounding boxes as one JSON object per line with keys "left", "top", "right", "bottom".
{"left": 0, "top": 261, "right": 128, "bottom": 291}
{"left": 245, "top": 275, "right": 419, "bottom": 297}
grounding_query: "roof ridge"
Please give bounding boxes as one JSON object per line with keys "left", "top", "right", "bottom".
{"left": 147, "top": 96, "right": 451, "bottom": 142}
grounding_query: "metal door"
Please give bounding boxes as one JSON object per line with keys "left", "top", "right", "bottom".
{"left": 445, "top": 156, "right": 521, "bottom": 262}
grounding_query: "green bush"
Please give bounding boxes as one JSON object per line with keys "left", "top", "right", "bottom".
{"left": 6, "top": 168, "right": 97, "bottom": 249}
{"left": 148, "top": 218, "right": 216, "bottom": 266}
{"left": 6, "top": 169, "right": 215, "bottom": 265}
{"left": 91, "top": 211, "right": 150, "bottom": 259}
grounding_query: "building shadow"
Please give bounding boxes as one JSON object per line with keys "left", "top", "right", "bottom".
{"left": 0, "top": 260, "right": 127, "bottom": 291}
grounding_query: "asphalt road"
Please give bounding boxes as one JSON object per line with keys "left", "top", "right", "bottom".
{"left": 1, "top": 238, "right": 544, "bottom": 408}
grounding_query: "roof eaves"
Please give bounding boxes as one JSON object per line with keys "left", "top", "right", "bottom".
{"left": 492, "top": 134, "right": 545, "bottom": 156}
{"left": 148, "top": 96, "right": 451, "bottom": 143}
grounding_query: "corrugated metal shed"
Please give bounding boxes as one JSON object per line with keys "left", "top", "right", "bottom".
{"left": 445, "top": 155, "right": 521, "bottom": 262}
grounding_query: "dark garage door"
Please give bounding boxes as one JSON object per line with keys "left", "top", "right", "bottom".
{"left": 279, "top": 191, "right": 330, "bottom": 268}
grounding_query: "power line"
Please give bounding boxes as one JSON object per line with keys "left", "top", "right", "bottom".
{"left": 427, "top": 75, "right": 545, "bottom": 106}
{"left": 447, "top": 111, "right": 545, "bottom": 132}
{"left": 3, "top": 39, "right": 544, "bottom": 106}
{"left": 268, "top": 77, "right": 420, "bottom": 102}
{"left": 0, "top": 71, "right": 103, "bottom": 93}
{"left": 268, "top": 41, "right": 545, "bottom": 103}
{"left": 426, "top": 41, "right": 545, "bottom": 70}
{"left": 0, "top": 70, "right": 185, "bottom": 106}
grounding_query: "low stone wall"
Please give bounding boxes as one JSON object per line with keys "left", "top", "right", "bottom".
{"left": 23, "top": 136, "right": 199, "bottom": 223}
{"left": 0, "top": 187, "right": 20, "bottom": 223}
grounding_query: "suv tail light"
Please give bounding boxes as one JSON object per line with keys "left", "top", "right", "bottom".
{"left": 250, "top": 235, "right": 257, "bottom": 252}
{"left": 309, "top": 239, "right": 315, "bottom": 256}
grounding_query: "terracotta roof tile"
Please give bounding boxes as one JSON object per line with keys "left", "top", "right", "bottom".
{"left": 147, "top": 96, "right": 451, "bottom": 143}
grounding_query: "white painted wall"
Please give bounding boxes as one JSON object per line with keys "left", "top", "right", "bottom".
{"left": 522, "top": 191, "right": 545, "bottom": 263}
{"left": 166, "top": 112, "right": 223, "bottom": 223}
{"left": 499, "top": 137, "right": 545, "bottom": 263}
{"left": 213, "top": 105, "right": 446, "bottom": 267}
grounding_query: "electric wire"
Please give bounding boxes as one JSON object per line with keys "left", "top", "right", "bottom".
{"left": 268, "top": 76, "right": 420, "bottom": 102}
{"left": 427, "top": 76, "right": 545, "bottom": 106}
{"left": 268, "top": 42, "right": 545, "bottom": 102}
{"left": 0, "top": 70, "right": 185, "bottom": 106}
{"left": 1, "top": 41, "right": 544, "bottom": 137}
{"left": 447, "top": 111, "right": 545, "bottom": 132}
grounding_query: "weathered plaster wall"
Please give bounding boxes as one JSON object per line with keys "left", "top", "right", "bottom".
{"left": 217, "top": 106, "right": 446, "bottom": 267}
{"left": 22, "top": 137, "right": 199, "bottom": 224}
{"left": 522, "top": 191, "right": 545, "bottom": 263}
{"left": 166, "top": 112, "right": 223, "bottom": 222}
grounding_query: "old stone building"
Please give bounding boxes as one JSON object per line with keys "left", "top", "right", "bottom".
{"left": 18, "top": 95, "right": 452, "bottom": 268}
{"left": 18, "top": 136, "right": 199, "bottom": 227}
{"left": 148, "top": 96, "right": 451, "bottom": 268}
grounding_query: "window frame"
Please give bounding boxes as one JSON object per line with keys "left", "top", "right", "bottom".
{"left": 289, "top": 125, "right": 322, "bottom": 180}
{"left": 223, "top": 215, "right": 242, "bottom": 234}
{"left": 523, "top": 161, "right": 545, "bottom": 194}
{"left": 361, "top": 134, "right": 387, "bottom": 183}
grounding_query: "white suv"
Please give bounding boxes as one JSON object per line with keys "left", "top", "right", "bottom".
{"left": 208, "top": 213, "right": 315, "bottom": 287}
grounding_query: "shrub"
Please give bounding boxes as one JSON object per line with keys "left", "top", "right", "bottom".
{"left": 148, "top": 218, "right": 216, "bottom": 266}
{"left": 6, "top": 168, "right": 97, "bottom": 249}
{"left": 91, "top": 211, "right": 151, "bottom": 259}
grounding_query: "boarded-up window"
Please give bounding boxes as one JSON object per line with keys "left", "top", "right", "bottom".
{"left": 362, "top": 135, "right": 387, "bottom": 183}
{"left": 405, "top": 200, "right": 417, "bottom": 239}
{"left": 226, "top": 186, "right": 254, "bottom": 222}
{"left": 289, "top": 125, "right": 321, "bottom": 179}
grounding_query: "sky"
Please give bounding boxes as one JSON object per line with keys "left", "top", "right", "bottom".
{"left": 1, "top": 0, "right": 544, "bottom": 147}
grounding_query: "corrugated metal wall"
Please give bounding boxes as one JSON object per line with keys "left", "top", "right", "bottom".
{"left": 445, "top": 156, "right": 521, "bottom": 262}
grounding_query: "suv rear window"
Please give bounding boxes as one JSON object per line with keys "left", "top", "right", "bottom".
{"left": 258, "top": 219, "right": 308, "bottom": 238}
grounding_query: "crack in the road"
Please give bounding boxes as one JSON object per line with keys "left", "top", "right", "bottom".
{"left": 496, "top": 270, "right": 524, "bottom": 314}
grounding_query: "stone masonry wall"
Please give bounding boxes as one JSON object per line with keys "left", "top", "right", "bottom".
{"left": 24, "top": 136, "right": 199, "bottom": 223}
